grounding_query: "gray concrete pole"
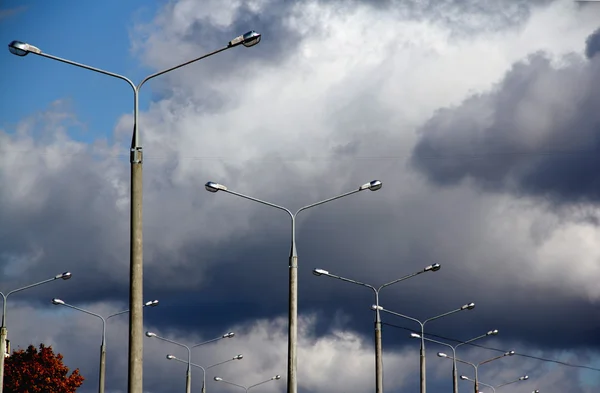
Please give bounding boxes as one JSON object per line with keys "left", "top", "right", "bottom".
{"left": 452, "top": 360, "right": 458, "bottom": 393}
{"left": 420, "top": 338, "right": 426, "bottom": 393}
{"left": 185, "top": 367, "right": 191, "bottom": 393}
{"left": 98, "top": 343, "right": 106, "bottom": 393}
{"left": 374, "top": 292, "right": 383, "bottom": 393}
{"left": 0, "top": 326, "right": 6, "bottom": 393}
{"left": 128, "top": 88, "right": 144, "bottom": 393}
{"left": 374, "top": 320, "right": 383, "bottom": 393}
{"left": 185, "top": 345, "right": 192, "bottom": 393}
{"left": 287, "top": 254, "right": 298, "bottom": 393}
{"left": 474, "top": 367, "right": 479, "bottom": 393}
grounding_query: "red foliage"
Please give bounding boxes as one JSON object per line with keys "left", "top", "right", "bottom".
{"left": 3, "top": 343, "right": 84, "bottom": 392}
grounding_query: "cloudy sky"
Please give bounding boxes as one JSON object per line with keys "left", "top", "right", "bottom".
{"left": 1, "top": 0, "right": 600, "bottom": 392}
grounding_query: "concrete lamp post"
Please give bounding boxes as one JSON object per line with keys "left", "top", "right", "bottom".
{"left": 8, "top": 29, "right": 261, "bottom": 393}
{"left": 312, "top": 263, "right": 440, "bottom": 393}
{"left": 439, "top": 351, "right": 516, "bottom": 393}
{"left": 214, "top": 375, "right": 281, "bottom": 392}
{"left": 205, "top": 179, "right": 382, "bottom": 393}
{"left": 460, "top": 374, "right": 528, "bottom": 393}
{"left": 0, "top": 272, "right": 72, "bottom": 393}
{"left": 411, "top": 329, "right": 498, "bottom": 393}
{"left": 146, "top": 331, "right": 235, "bottom": 393}
{"left": 52, "top": 298, "right": 159, "bottom": 393}
{"left": 376, "top": 302, "right": 476, "bottom": 393}
{"left": 166, "top": 354, "right": 243, "bottom": 393}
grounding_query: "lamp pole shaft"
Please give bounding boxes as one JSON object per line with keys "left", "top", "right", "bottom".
{"left": 452, "top": 360, "right": 458, "bottom": 393}
{"left": 420, "top": 325, "right": 426, "bottom": 393}
{"left": 420, "top": 344, "right": 426, "bottom": 393}
{"left": 0, "top": 326, "right": 6, "bottom": 393}
{"left": 473, "top": 367, "right": 479, "bottom": 393}
{"left": 99, "top": 343, "right": 106, "bottom": 393}
{"left": 185, "top": 346, "right": 192, "bottom": 393}
{"left": 287, "top": 254, "right": 298, "bottom": 393}
{"left": 375, "top": 320, "right": 383, "bottom": 393}
{"left": 128, "top": 88, "right": 144, "bottom": 393}
{"left": 374, "top": 292, "right": 383, "bottom": 393}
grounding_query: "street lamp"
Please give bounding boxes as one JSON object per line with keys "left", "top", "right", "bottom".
{"left": 460, "top": 374, "right": 528, "bottom": 393}
{"left": 205, "top": 179, "right": 382, "bottom": 393}
{"left": 312, "top": 264, "right": 440, "bottom": 393}
{"left": 0, "top": 271, "right": 72, "bottom": 393}
{"left": 375, "top": 302, "right": 475, "bottom": 393}
{"left": 145, "top": 330, "right": 235, "bottom": 393}
{"left": 439, "top": 351, "right": 515, "bottom": 393}
{"left": 167, "top": 353, "right": 243, "bottom": 393}
{"left": 410, "top": 329, "right": 498, "bottom": 393}
{"left": 51, "top": 298, "right": 159, "bottom": 393}
{"left": 8, "top": 29, "right": 261, "bottom": 393}
{"left": 214, "top": 375, "right": 281, "bottom": 392}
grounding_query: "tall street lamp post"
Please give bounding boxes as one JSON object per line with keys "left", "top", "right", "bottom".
{"left": 460, "top": 374, "right": 529, "bottom": 393}
{"left": 146, "top": 330, "right": 235, "bottom": 393}
{"left": 8, "top": 30, "right": 261, "bottom": 393}
{"left": 438, "top": 351, "right": 515, "bottom": 393}
{"left": 51, "top": 298, "right": 159, "bottom": 393}
{"left": 166, "top": 353, "right": 243, "bottom": 393}
{"left": 410, "top": 329, "right": 498, "bottom": 393}
{"left": 0, "top": 271, "right": 72, "bottom": 393}
{"left": 312, "top": 264, "right": 441, "bottom": 393}
{"left": 376, "top": 302, "right": 476, "bottom": 393}
{"left": 205, "top": 179, "right": 382, "bottom": 393}
{"left": 214, "top": 375, "right": 281, "bottom": 392}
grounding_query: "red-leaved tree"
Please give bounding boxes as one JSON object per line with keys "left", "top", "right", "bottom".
{"left": 3, "top": 343, "right": 84, "bottom": 392}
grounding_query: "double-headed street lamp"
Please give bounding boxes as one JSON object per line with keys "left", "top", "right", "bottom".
{"left": 51, "top": 298, "right": 159, "bottom": 393}
{"left": 167, "top": 353, "right": 243, "bottom": 393}
{"left": 375, "top": 302, "right": 475, "bottom": 393}
{"left": 312, "top": 264, "right": 441, "bottom": 393}
{"left": 8, "top": 30, "right": 261, "bottom": 393}
{"left": 460, "top": 374, "right": 529, "bottom": 393}
{"left": 410, "top": 329, "right": 499, "bottom": 393}
{"left": 214, "top": 375, "right": 281, "bottom": 392}
{"left": 438, "top": 351, "right": 515, "bottom": 393}
{"left": 0, "top": 271, "right": 72, "bottom": 393}
{"left": 205, "top": 179, "right": 382, "bottom": 393}
{"left": 146, "top": 330, "right": 235, "bottom": 393}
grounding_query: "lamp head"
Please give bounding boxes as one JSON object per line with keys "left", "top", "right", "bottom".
{"left": 371, "top": 304, "right": 383, "bottom": 311}
{"left": 145, "top": 331, "right": 157, "bottom": 338}
{"left": 166, "top": 354, "right": 176, "bottom": 360}
{"left": 359, "top": 180, "right": 383, "bottom": 191}
{"left": 234, "top": 354, "right": 243, "bottom": 360}
{"left": 312, "top": 268, "right": 329, "bottom": 276}
{"left": 214, "top": 377, "right": 223, "bottom": 382}
{"left": 229, "top": 31, "right": 262, "bottom": 47}
{"left": 487, "top": 329, "right": 499, "bottom": 336}
{"left": 520, "top": 375, "right": 529, "bottom": 381}
{"left": 505, "top": 350, "right": 515, "bottom": 356}
{"left": 8, "top": 40, "right": 41, "bottom": 56}
{"left": 437, "top": 352, "right": 448, "bottom": 358}
{"left": 424, "top": 263, "right": 441, "bottom": 272}
{"left": 461, "top": 302, "right": 476, "bottom": 310}
{"left": 57, "top": 272, "right": 72, "bottom": 280}
{"left": 410, "top": 333, "right": 421, "bottom": 339}
{"left": 51, "top": 298, "right": 65, "bottom": 305}
{"left": 144, "top": 300, "right": 159, "bottom": 307}
{"left": 273, "top": 375, "right": 281, "bottom": 380}
{"left": 223, "top": 332, "right": 235, "bottom": 338}
{"left": 460, "top": 376, "right": 469, "bottom": 380}
{"left": 205, "top": 181, "right": 227, "bottom": 193}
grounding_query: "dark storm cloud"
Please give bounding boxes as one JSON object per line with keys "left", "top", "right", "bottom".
{"left": 586, "top": 27, "right": 600, "bottom": 59}
{"left": 411, "top": 46, "right": 600, "bottom": 204}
